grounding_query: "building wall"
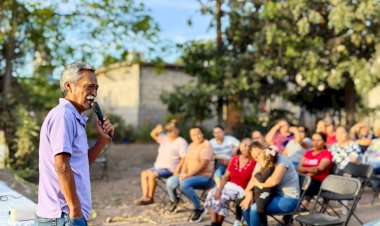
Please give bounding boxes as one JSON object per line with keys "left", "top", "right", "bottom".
{"left": 138, "top": 65, "right": 195, "bottom": 126}
{"left": 96, "top": 62, "right": 140, "bottom": 127}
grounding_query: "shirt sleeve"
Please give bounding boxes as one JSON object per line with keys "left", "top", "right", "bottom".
{"left": 278, "top": 156, "right": 290, "bottom": 169}
{"left": 179, "top": 138, "right": 188, "bottom": 158}
{"left": 48, "top": 111, "right": 75, "bottom": 156}
{"left": 322, "top": 150, "right": 333, "bottom": 161}
{"left": 232, "top": 136, "right": 240, "bottom": 147}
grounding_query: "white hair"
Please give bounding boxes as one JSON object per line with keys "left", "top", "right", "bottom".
{"left": 60, "top": 61, "right": 95, "bottom": 96}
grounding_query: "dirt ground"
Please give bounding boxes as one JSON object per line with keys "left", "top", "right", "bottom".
{"left": 2, "top": 143, "right": 380, "bottom": 226}
{"left": 89, "top": 143, "right": 212, "bottom": 226}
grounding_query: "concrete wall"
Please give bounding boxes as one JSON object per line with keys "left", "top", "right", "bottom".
{"left": 138, "top": 65, "right": 195, "bottom": 126}
{"left": 96, "top": 62, "right": 140, "bottom": 127}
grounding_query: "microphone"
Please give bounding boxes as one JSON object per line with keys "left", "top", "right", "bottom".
{"left": 91, "top": 101, "right": 112, "bottom": 138}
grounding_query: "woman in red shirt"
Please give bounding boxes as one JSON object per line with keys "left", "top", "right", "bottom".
{"left": 205, "top": 138, "right": 256, "bottom": 226}
{"left": 297, "top": 132, "right": 333, "bottom": 208}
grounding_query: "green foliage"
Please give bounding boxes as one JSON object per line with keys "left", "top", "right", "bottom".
{"left": 160, "top": 83, "right": 214, "bottom": 125}
{"left": 0, "top": 0, "right": 160, "bottom": 80}
{"left": 18, "top": 77, "right": 61, "bottom": 113}
{"left": 135, "top": 123, "right": 154, "bottom": 143}
{"left": 8, "top": 105, "right": 39, "bottom": 182}
{"left": 107, "top": 114, "right": 135, "bottom": 143}
{"left": 167, "top": 0, "right": 380, "bottom": 126}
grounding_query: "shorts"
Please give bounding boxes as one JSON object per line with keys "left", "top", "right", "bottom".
{"left": 149, "top": 167, "right": 173, "bottom": 178}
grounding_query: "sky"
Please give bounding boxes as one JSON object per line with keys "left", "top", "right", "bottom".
{"left": 142, "top": 0, "right": 215, "bottom": 63}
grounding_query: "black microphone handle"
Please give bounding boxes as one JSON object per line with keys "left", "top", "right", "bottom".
{"left": 91, "top": 102, "right": 112, "bottom": 138}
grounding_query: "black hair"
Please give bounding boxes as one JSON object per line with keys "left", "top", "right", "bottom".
{"left": 213, "top": 125, "right": 224, "bottom": 131}
{"left": 315, "top": 132, "right": 327, "bottom": 143}
{"left": 191, "top": 126, "right": 204, "bottom": 134}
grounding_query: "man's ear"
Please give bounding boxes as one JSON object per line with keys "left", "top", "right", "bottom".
{"left": 64, "top": 82, "right": 72, "bottom": 93}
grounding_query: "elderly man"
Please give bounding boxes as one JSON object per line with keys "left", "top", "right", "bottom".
{"left": 35, "top": 62, "right": 114, "bottom": 226}
{"left": 134, "top": 120, "right": 188, "bottom": 205}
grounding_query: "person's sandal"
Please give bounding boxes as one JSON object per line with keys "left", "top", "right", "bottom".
{"left": 140, "top": 197, "right": 154, "bottom": 205}
{"left": 134, "top": 197, "right": 146, "bottom": 205}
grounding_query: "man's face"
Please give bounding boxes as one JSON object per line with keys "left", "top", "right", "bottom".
{"left": 213, "top": 127, "right": 224, "bottom": 140}
{"left": 65, "top": 70, "right": 98, "bottom": 112}
{"left": 190, "top": 128, "right": 204, "bottom": 144}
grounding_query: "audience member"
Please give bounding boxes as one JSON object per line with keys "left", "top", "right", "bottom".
{"left": 241, "top": 142, "right": 300, "bottom": 226}
{"left": 166, "top": 126, "right": 215, "bottom": 223}
{"left": 330, "top": 126, "right": 360, "bottom": 173}
{"left": 284, "top": 126, "right": 312, "bottom": 168}
{"left": 363, "top": 123, "right": 380, "bottom": 192}
{"left": 253, "top": 145, "right": 278, "bottom": 215}
{"left": 265, "top": 120, "right": 294, "bottom": 154}
{"left": 297, "top": 132, "right": 333, "bottom": 208}
{"left": 135, "top": 120, "right": 188, "bottom": 205}
{"left": 205, "top": 138, "right": 256, "bottom": 226}
{"left": 209, "top": 125, "right": 240, "bottom": 186}
{"left": 251, "top": 130, "right": 265, "bottom": 143}
{"left": 325, "top": 121, "right": 336, "bottom": 147}
{"left": 350, "top": 122, "right": 374, "bottom": 154}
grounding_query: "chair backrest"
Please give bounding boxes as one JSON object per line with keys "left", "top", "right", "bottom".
{"left": 313, "top": 175, "right": 362, "bottom": 226}
{"left": 343, "top": 162, "right": 373, "bottom": 185}
{"left": 299, "top": 174, "right": 312, "bottom": 192}
{"left": 320, "top": 175, "right": 361, "bottom": 196}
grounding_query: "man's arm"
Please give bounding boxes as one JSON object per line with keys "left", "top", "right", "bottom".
{"left": 173, "top": 157, "right": 185, "bottom": 176}
{"left": 88, "top": 117, "right": 114, "bottom": 164}
{"left": 150, "top": 124, "right": 163, "bottom": 143}
{"left": 54, "top": 153, "right": 82, "bottom": 218}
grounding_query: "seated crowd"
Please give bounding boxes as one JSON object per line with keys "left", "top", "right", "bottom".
{"left": 133, "top": 118, "right": 380, "bottom": 225}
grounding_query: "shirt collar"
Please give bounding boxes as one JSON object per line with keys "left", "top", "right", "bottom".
{"left": 59, "top": 98, "right": 89, "bottom": 126}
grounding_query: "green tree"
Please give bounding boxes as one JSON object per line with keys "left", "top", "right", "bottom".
{"left": 180, "top": 0, "right": 380, "bottom": 126}
{"left": 160, "top": 83, "right": 215, "bottom": 126}
{"left": 0, "top": 0, "right": 159, "bottom": 97}
{"left": 0, "top": 0, "right": 159, "bottom": 181}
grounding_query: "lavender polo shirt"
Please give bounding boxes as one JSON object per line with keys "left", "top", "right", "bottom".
{"left": 36, "top": 98, "right": 91, "bottom": 219}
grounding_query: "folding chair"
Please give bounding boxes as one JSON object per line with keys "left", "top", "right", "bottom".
{"left": 370, "top": 174, "right": 380, "bottom": 205}
{"left": 294, "top": 174, "right": 362, "bottom": 226}
{"left": 269, "top": 173, "right": 312, "bottom": 226}
{"left": 318, "top": 163, "right": 373, "bottom": 225}
{"left": 156, "top": 176, "right": 170, "bottom": 207}
{"left": 93, "top": 154, "right": 108, "bottom": 180}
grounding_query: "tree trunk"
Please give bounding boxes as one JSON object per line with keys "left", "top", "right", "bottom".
{"left": 344, "top": 75, "right": 356, "bottom": 127}
{"left": 216, "top": 0, "right": 224, "bottom": 125}
{"left": 2, "top": 7, "right": 17, "bottom": 98}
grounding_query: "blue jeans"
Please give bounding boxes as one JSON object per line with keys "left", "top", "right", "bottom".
{"left": 35, "top": 213, "right": 87, "bottom": 226}
{"left": 166, "top": 175, "right": 215, "bottom": 210}
{"left": 242, "top": 195, "right": 299, "bottom": 226}
{"left": 214, "top": 165, "right": 226, "bottom": 181}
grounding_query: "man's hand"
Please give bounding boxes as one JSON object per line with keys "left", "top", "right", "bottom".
{"left": 95, "top": 116, "right": 114, "bottom": 142}
{"left": 179, "top": 173, "right": 188, "bottom": 183}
